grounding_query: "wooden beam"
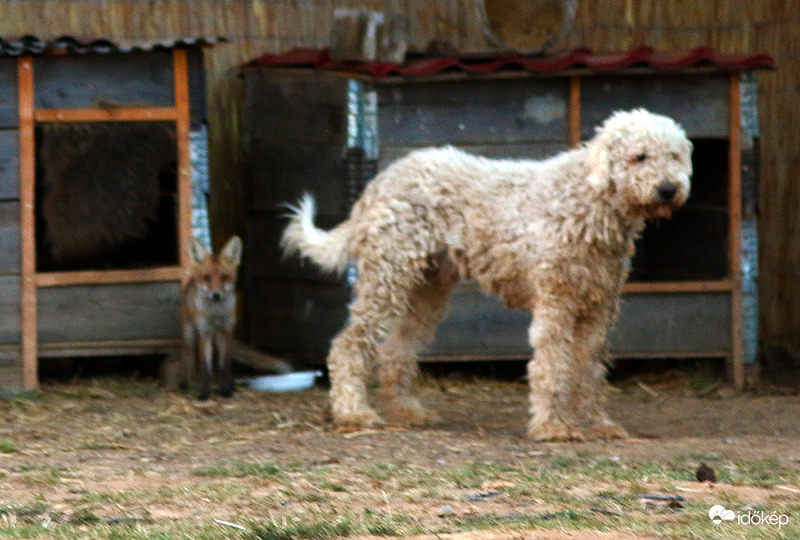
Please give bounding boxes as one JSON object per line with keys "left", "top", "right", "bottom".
{"left": 173, "top": 49, "right": 193, "bottom": 278}
{"left": 37, "top": 338, "right": 181, "bottom": 358}
{"left": 18, "top": 56, "right": 37, "bottom": 390}
{"left": 569, "top": 76, "right": 581, "bottom": 147}
{"left": 35, "top": 267, "right": 183, "bottom": 288}
{"left": 622, "top": 280, "right": 735, "bottom": 294}
{"left": 728, "top": 73, "right": 744, "bottom": 390}
{"left": 34, "top": 107, "right": 178, "bottom": 123}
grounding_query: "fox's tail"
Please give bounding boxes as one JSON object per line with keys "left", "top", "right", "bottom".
{"left": 280, "top": 193, "right": 352, "bottom": 274}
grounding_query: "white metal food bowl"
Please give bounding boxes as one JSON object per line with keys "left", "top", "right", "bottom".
{"left": 247, "top": 371, "right": 322, "bottom": 392}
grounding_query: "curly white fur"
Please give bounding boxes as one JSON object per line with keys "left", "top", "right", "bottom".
{"left": 282, "top": 109, "right": 693, "bottom": 441}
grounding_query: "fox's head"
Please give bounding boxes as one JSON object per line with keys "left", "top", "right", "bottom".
{"left": 189, "top": 236, "right": 242, "bottom": 302}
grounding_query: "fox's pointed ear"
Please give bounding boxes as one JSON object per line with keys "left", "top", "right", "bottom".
{"left": 190, "top": 238, "right": 210, "bottom": 264}
{"left": 220, "top": 236, "right": 242, "bottom": 268}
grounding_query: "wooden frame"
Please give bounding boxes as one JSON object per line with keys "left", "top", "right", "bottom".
{"left": 569, "top": 76, "right": 581, "bottom": 147}
{"left": 564, "top": 74, "right": 745, "bottom": 387}
{"left": 17, "top": 49, "right": 193, "bottom": 390}
{"left": 18, "top": 57, "right": 37, "bottom": 390}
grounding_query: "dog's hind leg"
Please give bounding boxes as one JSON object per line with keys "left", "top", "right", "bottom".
{"left": 378, "top": 255, "right": 458, "bottom": 425}
{"left": 327, "top": 269, "right": 409, "bottom": 429}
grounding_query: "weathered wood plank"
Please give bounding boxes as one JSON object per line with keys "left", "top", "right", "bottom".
{"left": 244, "top": 71, "right": 349, "bottom": 147}
{"left": 0, "top": 275, "right": 20, "bottom": 344}
{"left": 245, "top": 210, "right": 346, "bottom": 284}
{"left": 423, "top": 281, "right": 532, "bottom": 357}
{"left": 33, "top": 52, "right": 175, "bottom": 109}
{"left": 244, "top": 280, "right": 349, "bottom": 365}
{"left": 248, "top": 141, "right": 350, "bottom": 216}
{"left": 186, "top": 47, "right": 207, "bottom": 131}
{"left": 610, "top": 292, "right": 732, "bottom": 355}
{"left": 377, "top": 78, "right": 569, "bottom": 146}
{"left": 423, "top": 283, "right": 732, "bottom": 358}
{"left": 580, "top": 74, "right": 729, "bottom": 139}
{"left": 37, "top": 282, "right": 181, "bottom": 343}
{"left": 0, "top": 59, "right": 17, "bottom": 129}
{"left": 0, "top": 202, "right": 20, "bottom": 274}
{"left": 0, "top": 130, "right": 20, "bottom": 199}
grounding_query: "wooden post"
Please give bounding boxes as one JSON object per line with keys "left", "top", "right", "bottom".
{"left": 569, "top": 76, "right": 581, "bottom": 147}
{"left": 173, "top": 49, "right": 192, "bottom": 277}
{"left": 18, "top": 57, "right": 37, "bottom": 390}
{"left": 728, "top": 73, "right": 744, "bottom": 390}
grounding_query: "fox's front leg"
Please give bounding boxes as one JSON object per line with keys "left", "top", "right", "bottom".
{"left": 198, "top": 333, "right": 214, "bottom": 401}
{"left": 179, "top": 324, "right": 196, "bottom": 391}
{"left": 217, "top": 331, "right": 235, "bottom": 397}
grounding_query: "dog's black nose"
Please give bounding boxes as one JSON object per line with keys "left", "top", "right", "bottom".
{"left": 656, "top": 182, "right": 678, "bottom": 203}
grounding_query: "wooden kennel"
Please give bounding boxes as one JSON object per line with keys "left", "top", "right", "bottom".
{"left": 239, "top": 47, "right": 773, "bottom": 387}
{"left": 0, "top": 37, "right": 215, "bottom": 393}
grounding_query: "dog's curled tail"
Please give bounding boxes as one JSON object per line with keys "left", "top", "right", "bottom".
{"left": 280, "top": 193, "right": 351, "bottom": 274}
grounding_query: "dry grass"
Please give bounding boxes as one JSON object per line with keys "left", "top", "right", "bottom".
{"left": 0, "top": 376, "right": 796, "bottom": 539}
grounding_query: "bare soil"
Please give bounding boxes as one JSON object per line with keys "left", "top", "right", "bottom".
{"left": 0, "top": 372, "right": 798, "bottom": 539}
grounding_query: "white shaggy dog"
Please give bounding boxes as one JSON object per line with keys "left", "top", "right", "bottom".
{"left": 282, "top": 109, "right": 692, "bottom": 441}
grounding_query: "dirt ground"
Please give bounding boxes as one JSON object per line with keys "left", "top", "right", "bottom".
{"left": 0, "top": 372, "right": 799, "bottom": 539}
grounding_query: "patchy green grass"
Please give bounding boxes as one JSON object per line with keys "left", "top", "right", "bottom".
{"left": 0, "top": 378, "right": 798, "bottom": 540}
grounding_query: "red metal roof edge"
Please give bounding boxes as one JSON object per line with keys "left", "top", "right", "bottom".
{"left": 245, "top": 46, "right": 775, "bottom": 77}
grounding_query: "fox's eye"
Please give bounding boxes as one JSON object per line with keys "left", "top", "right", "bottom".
{"left": 220, "top": 275, "right": 229, "bottom": 283}
{"left": 202, "top": 275, "right": 212, "bottom": 283}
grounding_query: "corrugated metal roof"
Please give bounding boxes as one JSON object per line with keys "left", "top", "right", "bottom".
{"left": 246, "top": 46, "right": 775, "bottom": 78}
{"left": 0, "top": 35, "right": 226, "bottom": 56}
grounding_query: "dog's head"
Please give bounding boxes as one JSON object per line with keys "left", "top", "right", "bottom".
{"left": 587, "top": 109, "right": 693, "bottom": 219}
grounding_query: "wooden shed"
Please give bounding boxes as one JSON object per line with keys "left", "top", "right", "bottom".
{"left": 0, "top": 36, "right": 218, "bottom": 393}
{"left": 238, "top": 46, "right": 773, "bottom": 387}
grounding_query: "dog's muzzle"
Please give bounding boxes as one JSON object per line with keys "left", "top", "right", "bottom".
{"left": 655, "top": 181, "right": 679, "bottom": 204}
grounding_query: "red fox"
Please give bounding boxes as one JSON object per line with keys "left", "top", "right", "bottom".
{"left": 181, "top": 236, "right": 242, "bottom": 400}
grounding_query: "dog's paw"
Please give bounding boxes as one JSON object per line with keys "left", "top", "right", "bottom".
{"left": 585, "top": 421, "right": 629, "bottom": 441}
{"left": 333, "top": 408, "right": 385, "bottom": 430}
{"left": 385, "top": 398, "right": 440, "bottom": 426}
{"left": 528, "top": 419, "right": 585, "bottom": 442}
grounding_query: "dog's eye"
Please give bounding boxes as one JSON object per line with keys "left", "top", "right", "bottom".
{"left": 635, "top": 153, "right": 647, "bottom": 163}
{"left": 671, "top": 152, "right": 681, "bottom": 161}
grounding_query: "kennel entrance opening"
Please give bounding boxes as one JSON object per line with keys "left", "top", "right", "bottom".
{"left": 14, "top": 48, "right": 197, "bottom": 391}
{"left": 34, "top": 121, "right": 179, "bottom": 272}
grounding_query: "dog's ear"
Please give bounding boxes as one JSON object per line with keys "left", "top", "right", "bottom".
{"left": 587, "top": 138, "right": 611, "bottom": 189}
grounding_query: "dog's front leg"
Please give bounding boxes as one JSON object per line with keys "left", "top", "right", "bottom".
{"left": 526, "top": 303, "right": 587, "bottom": 441}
